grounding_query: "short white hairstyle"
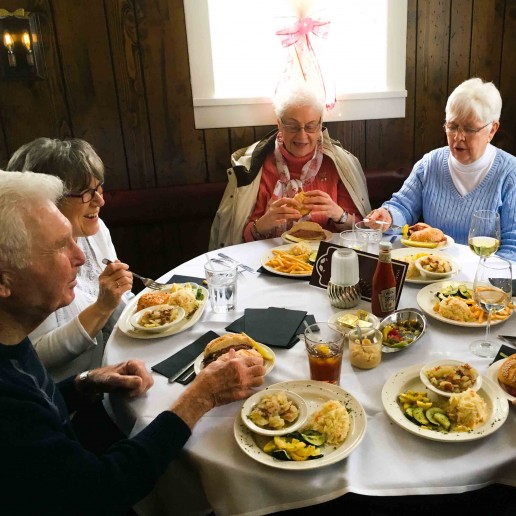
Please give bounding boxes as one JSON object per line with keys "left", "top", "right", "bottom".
{"left": 445, "top": 77, "right": 502, "bottom": 124}
{"left": 273, "top": 82, "right": 325, "bottom": 119}
{"left": 0, "top": 170, "right": 64, "bottom": 269}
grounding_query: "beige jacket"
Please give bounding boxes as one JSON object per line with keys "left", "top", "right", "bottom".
{"left": 209, "top": 129, "right": 371, "bottom": 250}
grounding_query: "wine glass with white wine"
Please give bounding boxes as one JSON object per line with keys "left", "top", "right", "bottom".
{"left": 468, "top": 210, "right": 501, "bottom": 258}
{"left": 470, "top": 256, "right": 512, "bottom": 358}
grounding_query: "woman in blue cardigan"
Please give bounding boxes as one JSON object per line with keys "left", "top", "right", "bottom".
{"left": 368, "top": 77, "right": 516, "bottom": 261}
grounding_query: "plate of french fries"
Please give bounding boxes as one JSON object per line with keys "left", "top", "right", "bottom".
{"left": 416, "top": 281, "right": 514, "bottom": 327}
{"left": 261, "top": 243, "right": 317, "bottom": 277}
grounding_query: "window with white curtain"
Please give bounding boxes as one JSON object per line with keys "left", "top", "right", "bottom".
{"left": 184, "top": 0, "right": 407, "bottom": 128}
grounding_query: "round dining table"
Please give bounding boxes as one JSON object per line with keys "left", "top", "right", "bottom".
{"left": 104, "top": 236, "right": 516, "bottom": 516}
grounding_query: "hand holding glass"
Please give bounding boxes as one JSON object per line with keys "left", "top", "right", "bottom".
{"left": 468, "top": 210, "right": 500, "bottom": 258}
{"left": 469, "top": 256, "right": 512, "bottom": 358}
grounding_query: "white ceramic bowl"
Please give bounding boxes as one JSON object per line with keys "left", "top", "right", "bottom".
{"left": 414, "top": 254, "right": 459, "bottom": 280}
{"left": 130, "top": 304, "right": 185, "bottom": 333}
{"left": 420, "top": 359, "right": 482, "bottom": 397}
{"left": 241, "top": 389, "right": 308, "bottom": 436}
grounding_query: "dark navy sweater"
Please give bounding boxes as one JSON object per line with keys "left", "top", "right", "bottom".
{"left": 0, "top": 338, "right": 191, "bottom": 516}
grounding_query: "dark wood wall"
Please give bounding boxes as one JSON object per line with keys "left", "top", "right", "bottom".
{"left": 1, "top": 0, "right": 515, "bottom": 276}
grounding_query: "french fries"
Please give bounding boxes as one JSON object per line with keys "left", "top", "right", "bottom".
{"left": 265, "top": 249, "right": 313, "bottom": 274}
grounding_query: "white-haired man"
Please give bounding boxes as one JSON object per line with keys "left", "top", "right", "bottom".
{"left": 0, "top": 170, "right": 265, "bottom": 515}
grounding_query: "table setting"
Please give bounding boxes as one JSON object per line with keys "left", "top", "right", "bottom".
{"left": 104, "top": 219, "right": 516, "bottom": 516}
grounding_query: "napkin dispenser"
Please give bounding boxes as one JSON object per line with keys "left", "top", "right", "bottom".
{"left": 328, "top": 248, "right": 361, "bottom": 308}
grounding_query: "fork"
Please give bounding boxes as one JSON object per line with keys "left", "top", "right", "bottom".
{"left": 217, "top": 253, "right": 257, "bottom": 273}
{"left": 362, "top": 218, "right": 403, "bottom": 231}
{"left": 102, "top": 258, "right": 167, "bottom": 290}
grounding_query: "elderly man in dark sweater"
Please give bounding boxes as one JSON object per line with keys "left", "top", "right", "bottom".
{"left": 0, "top": 171, "right": 265, "bottom": 516}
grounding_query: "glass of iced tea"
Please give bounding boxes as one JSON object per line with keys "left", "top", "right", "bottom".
{"left": 304, "top": 322, "right": 345, "bottom": 385}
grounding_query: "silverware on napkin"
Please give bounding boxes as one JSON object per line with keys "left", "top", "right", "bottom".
{"left": 168, "top": 359, "right": 197, "bottom": 383}
{"left": 217, "top": 253, "right": 257, "bottom": 273}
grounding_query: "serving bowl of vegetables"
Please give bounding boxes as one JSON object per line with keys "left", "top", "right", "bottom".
{"left": 379, "top": 309, "right": 427, "bottom": 353}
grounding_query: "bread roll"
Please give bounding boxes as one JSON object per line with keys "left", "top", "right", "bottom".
{"left": 293, "top": 191, "right": 310, "bottom": 216}
{"left": 286, "top": 221, "right": 326, "bottom": 241}
{"left": 497, "top": 354, "right": 516, "bottom": 397}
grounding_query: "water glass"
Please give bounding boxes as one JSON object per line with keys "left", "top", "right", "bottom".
{"left": 354, "top": 221, "right": 382, "bottom": 253}
{"left": 204, "top": 259, "right": 238, "bottom": 313}
{"left": 304, "top": 322, "right": 345, "bottom": 385}
{"left": 339, "top": 230, "right": 366, "bottom": 251}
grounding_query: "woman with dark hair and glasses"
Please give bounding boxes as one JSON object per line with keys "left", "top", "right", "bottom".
{"left": 368, "top": 77, "right": 516, "bottom": 260}
{"left": 209, "top": 82, "right": 371, "bottom": 248}
{"left": 6, "top": 138, "right": 133, "bottom": 380}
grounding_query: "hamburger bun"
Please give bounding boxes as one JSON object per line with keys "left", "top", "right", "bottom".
{"left": 136, "top": 291, "right": 171, "bottom": 313}
{"left": 202, "top": 333, "right": 273, "bottom": 367}
{"left": 285, "top": 221, "right": 326, "bottom": 242}
{"left": 293, "top": 191, "right": 310, "bottom": 216}
{"left": 497, "top": 354, "right": 516, "bottom": 397}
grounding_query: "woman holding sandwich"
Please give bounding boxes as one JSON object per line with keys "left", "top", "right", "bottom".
{"left": 209, "top": 82, "right": 371, "bottom": 248}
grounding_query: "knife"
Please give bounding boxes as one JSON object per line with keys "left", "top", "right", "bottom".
{"left": 497, "top": 335, "right": 516, "bottom": 347}
{"left": 217, "top": 253, "right": 257, "bottom": 274}
{"left": 168, "top": 359, "right": 197, "bottom": 383}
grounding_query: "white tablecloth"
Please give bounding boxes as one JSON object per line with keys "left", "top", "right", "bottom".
{"left": 104, "top": 237, "right": 516, "bottom": 516}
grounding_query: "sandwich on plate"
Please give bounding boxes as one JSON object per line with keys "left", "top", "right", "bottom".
{"left": 284, "top": 221, "right": 326, "bottom": 242}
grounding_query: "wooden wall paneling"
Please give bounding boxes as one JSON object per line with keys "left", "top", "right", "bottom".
{"left": 469, "top": 0, "right": 505, "bottom": 83}
{"left": 0, "top": 0, "right": 71, "bottom": 156}
{"left": 414, "top": 0, "right": 451, "bottom": 158}
{"left": 498, "top": 0, "right": 516, "bottom": 155}
{"left": 104, "top": 0, "right": 156, "bottom": 189}
{"left": 254, "top": 125, "right": 276, "bottom": 141}
{"left": 448, "top": 0, "right": 473, "bottom": 92}
{"left": 325, "top": 121, "right": 366, "bottom": 167}
{"left": 364, "top": 0, "right": 418, "bottom": 172}
{"left": 229, "top": 127, "right": 255, "bottom": 154}
{"left": 205, "top": 128, "right": 231, "bottom": 183}
{"left": 51, "top": 0, "right": 128, "bottom": 188}
{"left": 135, "top": 0, "right": 206, "bottom": 186}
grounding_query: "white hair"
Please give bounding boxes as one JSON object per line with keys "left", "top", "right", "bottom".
{"left": 445, "top": 77, "right": 502, "bottom": 124}
{"left": 273, "top": 82, "right": 325, "bottom": 119}
{"left": 0, "top": 170, "right": 64, "bottom": 269}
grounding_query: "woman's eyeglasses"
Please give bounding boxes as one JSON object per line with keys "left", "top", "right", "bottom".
{"left": 281, "top": 119, "right": 322, "bottom": 134}
{"left": 66, "top": 182, "right": 104, "bottom": 203}
{"left": 443, "top": 122, "right": 492, "bottom": 136}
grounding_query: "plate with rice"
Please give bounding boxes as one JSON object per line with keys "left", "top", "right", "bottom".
{"left": 234, "top": 380, "right": 367, "bottom": 470}
{"left": 382, "top": 364, "right": 509, "bottom": 442}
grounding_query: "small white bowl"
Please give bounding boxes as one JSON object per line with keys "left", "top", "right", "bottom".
{"left": 130, "top": 304, "right": 185, "bottom": 333}
{"left": 420, "top": 359, "right": 482, "bottom": 397}
{"left": 414, "top": 254, "right": 459, "bottom": 280}
{"left": 241, "top": 389, "right": 308, "bottom": 436}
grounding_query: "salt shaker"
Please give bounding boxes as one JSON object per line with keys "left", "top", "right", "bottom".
{"left": 328, "top": 248, "right": 361, "bottom": 308}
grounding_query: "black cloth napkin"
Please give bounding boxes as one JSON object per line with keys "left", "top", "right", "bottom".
{"left": 151, "top": 331, "right": 219, "bottom": 380}
{"left": 492, "top": 343, "right": 516, "bottom": 364}
{"left": 257, "top": 266, "right": 310, "bottom": 280}
{"left": 225, "top": 307, "right": 309, "bottom": 348}
{"left": 162, "top": 274, "right": 206, "bottom": 285}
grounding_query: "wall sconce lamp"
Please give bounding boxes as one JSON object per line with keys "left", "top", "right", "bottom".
{"left": 0, "top": 9, "right": 45, "bottom": 80}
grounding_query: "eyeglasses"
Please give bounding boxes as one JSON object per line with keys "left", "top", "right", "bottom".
{"left": 443, "top": 121, "right": 492, "bottom": 136}
{"left": 66, "top": 182, "right": 104, "bottom": 203}
{"left": 281, "top": 118, "right": 322, "bottom": 134}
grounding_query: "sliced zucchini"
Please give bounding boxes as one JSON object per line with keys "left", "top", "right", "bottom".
{"left": 271, "top": 449, "right": 291, "bottom": 461}
{"left": 433, "top": 412, "right": 451, "bottom": 430}
{"left": 412, "top": 407, "right": 430, "bottom": 426}
{"left": 300, "top": 430, "right": 326, "bottom": 446}
{"left": 425, "top": 407, "right": 445, "bottom": 425}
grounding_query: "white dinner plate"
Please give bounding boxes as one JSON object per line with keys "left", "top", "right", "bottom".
{"left": 401, "top": 234, "right": 455, "bottom": 250}
{"left": 487, "top": 358, "right": 516, "bottom": 401}
{"left": 234, "top": 380, "right": 367, "bottom": 470}
{"left": 391, "top": 248, "right": 461, "bottom": 284}
{"left": 261, "top": 244, "right": 317, "bottom": 278}
{"left": 382, "top": 364, "right": 509, "bottom": 442}
{"left": 194, "top": 343, "right": 276, "bottom": 375}
{"left": 117, "top": 283, "right": 208, "bottom": 339}
{"left": 416, "top": 281, "right": 512, "bottom": 327}
{"left": 281, "top": 229, "right": 333, "bottom": 244}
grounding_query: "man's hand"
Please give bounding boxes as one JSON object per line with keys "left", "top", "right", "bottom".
{"left": 75, "top": 359, "right": 154, "bottom": 398}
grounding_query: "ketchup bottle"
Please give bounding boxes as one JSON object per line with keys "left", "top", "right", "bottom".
{"left": 371, "top": 242, "right": 396, "bottom": 317}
